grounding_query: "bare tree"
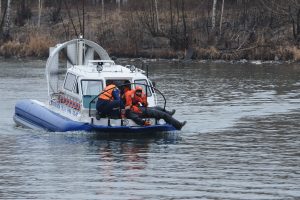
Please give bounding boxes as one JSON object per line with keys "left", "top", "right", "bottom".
{"left": 38, "top": 0, "right": 43, "bottom": 27}
{"left": 181, "top": 0, "right": 188, "bottom": 49}
{"left": 259, "top": 0, "right": 300, "bottom": 42}
{"left": 49, "top": 0, "right": 62, "bottom": 24}
{"left": 122, "top": 0, "right": 128, "bottom": 6}
{"left": 212, "top": 0, "right": 217, "bottom": 29}
{"left": 154, "top": 0, "right": 160, "bottom": 32}
{"left": 116, "top": 0, "right": 121, "bottom": 12}
{"left": 15, "top": 0, "right": 32, "bottom": 26}
{"left": 219, "top": 0, "right": 224, "bottom": 34}
{"left": 102, "top": 0, "right": 104, "bottom": 20}
{"left": 3, "top": 0, "right": 11, "bottom": 39}
{"left": 64, "top": 0, "right": 79, "bottom": 37}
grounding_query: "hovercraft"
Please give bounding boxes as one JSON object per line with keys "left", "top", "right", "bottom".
{"left": 14, "top": 37, "right": 178, "bottom": 133}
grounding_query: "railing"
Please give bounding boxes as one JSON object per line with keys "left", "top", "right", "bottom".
{"left": 88, "top": 83, "right": 167, "bottom": 117}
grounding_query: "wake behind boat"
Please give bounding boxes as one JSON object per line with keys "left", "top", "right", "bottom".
{"left": 14, "top": 37, "right": 185, "bottom": 133}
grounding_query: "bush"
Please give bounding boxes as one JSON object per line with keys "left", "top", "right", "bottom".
{"left": 0, "top": 41, "right": 23, "bottom": 57}
{"left": 25, "top": 34, "right": 55, "bottom": 57}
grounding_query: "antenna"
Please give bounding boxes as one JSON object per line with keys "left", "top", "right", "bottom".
{"left": 82, "top": 0, "right": 85, "bottom": 38}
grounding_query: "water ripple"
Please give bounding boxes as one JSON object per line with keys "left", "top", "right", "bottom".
{"left": 0, "top": 60, "right": 299, "bottom": 199}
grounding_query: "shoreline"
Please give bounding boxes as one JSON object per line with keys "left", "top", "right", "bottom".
{"left": 0, "top": 55, "right": 298, "bottom": 66}
{"left": 2, "top": 2, "right": 300, "bottom": 66}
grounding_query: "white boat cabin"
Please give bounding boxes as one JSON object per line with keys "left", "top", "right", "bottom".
{"left": 45, "top": 38, "right": 158, "bottom": 122}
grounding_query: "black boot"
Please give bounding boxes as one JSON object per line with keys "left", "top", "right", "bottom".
{"left": 169, "top": 109, "right": 176, "bottom": 116}
{"left": 164, "top": 109, "right": 176, "bottom": 116}
{"left": 178, "top": 121, "right": 187, "bottom": 130}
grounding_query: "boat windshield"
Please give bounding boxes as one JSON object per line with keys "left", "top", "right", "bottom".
{"left": 81, "top": 80, "right": 103, "bottom": 96}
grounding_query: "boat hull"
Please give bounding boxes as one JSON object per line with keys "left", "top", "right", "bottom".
{"left": 14, "top": 100, "right": 176, "bottom": 133}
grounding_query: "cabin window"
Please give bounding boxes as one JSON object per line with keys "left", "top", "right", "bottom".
{"left": 64, "top": 73, "right": 77, "bottom": 92}
{"left": 105, "top": 80, "right": 132, "bottom": 98}
{"left": 81, "top": 80, "right": 103, "bottom": 109}
{"left": 105, "top": 80, "right": 130, "bottom": 87}
{"left": 81, "top": 80, "right": 103, "bottom": 96}
{"left": 134, "top": 79, "right": 152, "bottom": 97}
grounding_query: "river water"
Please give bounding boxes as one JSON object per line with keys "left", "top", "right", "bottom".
{"left": 0, "top": 59, "right": 299, "bottom": 199}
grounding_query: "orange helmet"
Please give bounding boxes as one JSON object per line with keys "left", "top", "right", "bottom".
{"left": 135, "top": 86, "right": 143, "bottom": 92}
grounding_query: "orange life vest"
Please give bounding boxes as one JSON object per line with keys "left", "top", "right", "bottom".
{"left": 99, "top": 84, "right": 117, "bottom": 101}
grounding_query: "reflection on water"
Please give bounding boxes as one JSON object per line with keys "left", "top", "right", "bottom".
{"left": 0, "top": 59, "right": 299, "bottom": 199}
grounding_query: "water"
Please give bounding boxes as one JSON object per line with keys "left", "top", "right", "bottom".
{"left": 0, "top": 59, "right": 299, "bottom": 199}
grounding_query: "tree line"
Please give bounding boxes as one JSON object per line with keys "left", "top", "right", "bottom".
{"left": 0, "top": 0, "right": 300, "bottom": 60}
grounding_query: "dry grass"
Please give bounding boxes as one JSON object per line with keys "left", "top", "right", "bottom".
{"left": 0, "top": 41, "right": 23, "bottom": 57}
{"left": 194, "top": 46, "right": 221, "bottom": 60}
{"left": 0, "top": 32, "right": 56, "bottom": 58}
{"left": 275, "top": 46, "right": 295, "bottom": 61}
{"left": 285, "top": 46, "right": 300, "bottom": 61}
{"left": 25, "top": 33, "right": 56, "bottom": 57}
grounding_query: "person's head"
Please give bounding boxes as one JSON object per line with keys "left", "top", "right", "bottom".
{"left": 124, "top": 80, "right": 131, "bottom": 86}
{"left": 135, "top": 86, "right": 143, "bottom": 96}
{"left": 106, "top": 80, "right": 114, "bottom": 86}
{"left": 123, "top": 80, "right": 131, "bottom": 91}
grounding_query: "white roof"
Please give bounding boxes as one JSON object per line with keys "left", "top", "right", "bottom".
{"left": 68, "top": 61, "right": 147, "bottom": 80}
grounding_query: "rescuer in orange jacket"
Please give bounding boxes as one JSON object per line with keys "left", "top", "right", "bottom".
{"left": 124, "top": 86, "right": 186, "bottom": 130}
{"left": 96, "top": 81, "right": 123, "bottom": 118}
{"left": 125, "top": 86, "right": 147, "bottom": 113}
{"left": 120, "top": 80, "right": 131, "bottom": 104}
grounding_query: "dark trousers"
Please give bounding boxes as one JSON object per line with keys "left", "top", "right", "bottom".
{"left": 126, "top": 107, "right": 181, "bottom": 129}
{"left": 96, "top": 99, "right": 121, "bottom": 118}
{"left": 152, "top": 106, "right": 173, "bottom": 115}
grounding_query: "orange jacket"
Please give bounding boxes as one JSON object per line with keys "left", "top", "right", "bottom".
{"left": 125, "top": 89, "right": 148, "bottom": 113}
{"left": 121, "top": 86, "right": 131, "bottom": 101}
{"left": 99, "top": 84, "right": 117, "bottom": 100}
